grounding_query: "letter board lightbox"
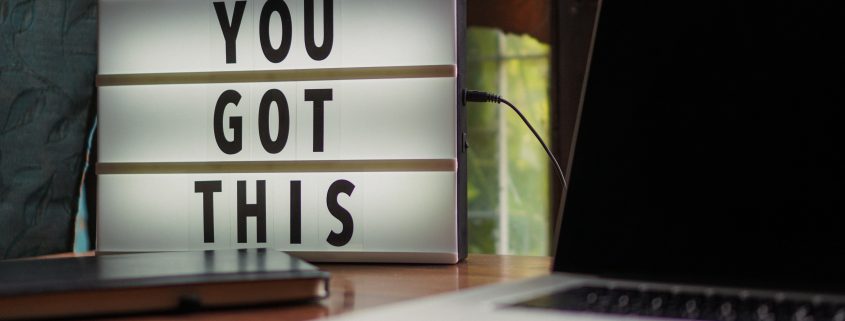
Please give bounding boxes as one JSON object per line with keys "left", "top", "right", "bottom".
{"left": 96, "top": 0, "right": 467, "bottom": 263}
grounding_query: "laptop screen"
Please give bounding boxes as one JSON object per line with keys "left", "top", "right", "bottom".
{"left": 555, "top": 0, "right": 845, "bottom": 292}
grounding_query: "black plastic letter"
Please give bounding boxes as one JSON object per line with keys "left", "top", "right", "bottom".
{"left": 237, "top": 180, "right": 267, "bottom": 243}
{"left": 304, "top": 89, "right": 332, "bottom": 152}
{"left": 304, "top": 0, "right": 333, "bottom": 60}
{"left": 259, "top": 0, "right": 293, "bottom": 63}
{"left": 214, "top": 90, "right": 242, "bottom": 154}
{"left": 326, "top": 179, "right": 354, "bottom": 247}
{"left": 195, "top": 181, "right": 222, "bottom": 243}
{"left": 213, "top": 1, "right": 247, "bottom": 64}
{"left": 258, "top": 89, "right": 290, "bottom": 153}
{"left": 290, "top": 180, "right": 302, "bottom": 244}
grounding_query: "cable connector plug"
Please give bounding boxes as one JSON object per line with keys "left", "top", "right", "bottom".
{"left": 462, "top": 89, "right": 502, "bottom": 105}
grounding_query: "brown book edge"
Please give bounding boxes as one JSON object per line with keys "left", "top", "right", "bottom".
{"left": 0, "top": 278, "right": 327, "bottom": 320}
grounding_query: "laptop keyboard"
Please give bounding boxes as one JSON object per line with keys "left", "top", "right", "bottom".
{"left": 512, "top": 285, "right": 845, "bottom": 321}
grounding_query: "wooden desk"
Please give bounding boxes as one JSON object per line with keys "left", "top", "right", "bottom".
{"left": 71, "top": 254, "right": 551, "bottom": 320}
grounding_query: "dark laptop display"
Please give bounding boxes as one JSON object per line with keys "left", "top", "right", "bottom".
{"left": 555, "top": 0, "right": 845, "bottom": 292}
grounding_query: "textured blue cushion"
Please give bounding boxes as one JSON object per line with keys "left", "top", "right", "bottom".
{"left": 0, "top": 0, "right": 97, "bottom": 259}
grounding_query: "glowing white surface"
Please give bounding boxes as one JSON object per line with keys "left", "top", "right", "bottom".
{"left": 99, "top": 0, "right": 456, "bottom": 74}
{"left": 98, "top": 172, "right": 458, "bottom": 257}
{"left": 98, "top": 78, "right": 456, "bottom": 162}
{"left": 96, "top": 0, "right": 460, "bottom": 263}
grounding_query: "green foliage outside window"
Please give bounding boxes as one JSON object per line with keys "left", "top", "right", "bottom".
{"left": 466, "top": 27, "right": 551, "bottom": 256}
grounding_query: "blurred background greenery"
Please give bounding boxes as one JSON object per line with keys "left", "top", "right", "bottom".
{"left": 466, "top": 27, "right": 551, "bottom": 256}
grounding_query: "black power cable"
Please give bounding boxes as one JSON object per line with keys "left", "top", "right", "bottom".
{"left": 463, "top": 89, "right": 569, "bottom": 250}
{"left": 463, "top": 89, "right": 568, "bottom": 191}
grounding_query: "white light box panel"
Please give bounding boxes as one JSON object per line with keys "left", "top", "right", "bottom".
{"left": 97, "top": 0, "right": 464, "bottom": 263}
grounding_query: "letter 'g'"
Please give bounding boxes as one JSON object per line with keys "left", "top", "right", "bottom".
{"left": 214, "top": 89, "right": 243, "bottom": 154}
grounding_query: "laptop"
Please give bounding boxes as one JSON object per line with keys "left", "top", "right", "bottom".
{"left": 327, "top": 0, "right": 845, "bottom": 320}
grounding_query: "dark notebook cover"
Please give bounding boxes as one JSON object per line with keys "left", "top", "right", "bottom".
{"left": 0, "top": 249, "right": 329, "bottom": 319}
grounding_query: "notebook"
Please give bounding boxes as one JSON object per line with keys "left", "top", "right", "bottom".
{"left": 0, "top": 249, "right": 328, "bottom": 319}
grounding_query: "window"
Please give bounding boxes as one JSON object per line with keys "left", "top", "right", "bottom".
{"left": 466, "top": 27, "right": 551, "bottom": 255}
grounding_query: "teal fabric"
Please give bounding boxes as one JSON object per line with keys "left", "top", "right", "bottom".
{"left": 0, "top": 0, "right": 97, "bottom": 259}
{"left": 73, "top": 117, "right": 95, "bottom": 253}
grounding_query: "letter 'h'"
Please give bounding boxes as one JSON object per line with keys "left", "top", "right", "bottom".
{"left": 237, "top": 180, "right": 267, "bottom": 243}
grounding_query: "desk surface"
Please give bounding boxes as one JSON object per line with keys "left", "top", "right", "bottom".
{"left": 37, "top": 254, "right": 551, "bottom": 320}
